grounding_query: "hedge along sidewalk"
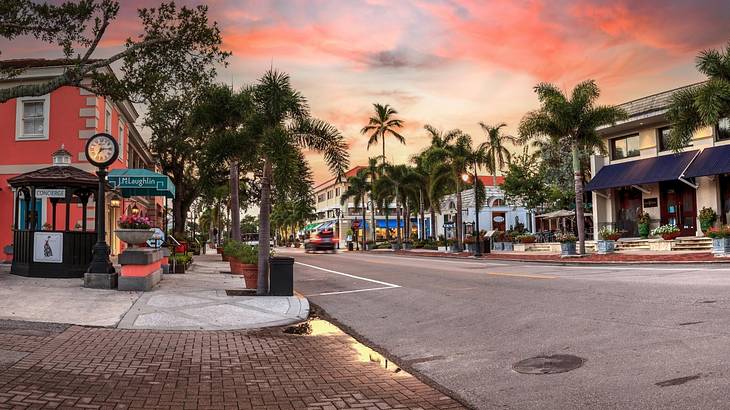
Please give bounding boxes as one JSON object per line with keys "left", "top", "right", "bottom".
{"left": 393, "top": 250, "right": 730, "bottom": 264}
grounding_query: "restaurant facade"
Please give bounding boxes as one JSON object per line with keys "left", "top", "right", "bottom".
{"left": 0, "top": 59, "right": 164, "bottom": 263}
{"left": 587, "top": 82, "right": 730, "bottom": 239}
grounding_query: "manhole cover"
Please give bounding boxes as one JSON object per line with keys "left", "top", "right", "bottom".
{"left": 513, "top": 354, "right": 584, "bottom": 375}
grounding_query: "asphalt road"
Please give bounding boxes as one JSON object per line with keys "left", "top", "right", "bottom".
{"left": 280, "top": 248, "right": 730, "bottom": 410}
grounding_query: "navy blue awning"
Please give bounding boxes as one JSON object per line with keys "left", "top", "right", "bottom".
{"left": 585, "top": 150, "right": 698, "bottom": 191}
{"left": 684, "top": 145, "right": 730, "bottom": 178}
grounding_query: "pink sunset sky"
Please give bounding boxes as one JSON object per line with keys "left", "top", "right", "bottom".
{"left": 3, "top": 0, "right": 730, "bottom": 184}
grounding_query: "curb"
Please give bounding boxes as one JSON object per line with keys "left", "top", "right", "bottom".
{"left": 392, "top": 251, "right": 730, "bottom": 266}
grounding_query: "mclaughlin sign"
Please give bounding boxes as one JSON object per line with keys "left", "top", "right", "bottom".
{"left": 117, "top": 176, "right": 160, "bottom": 188}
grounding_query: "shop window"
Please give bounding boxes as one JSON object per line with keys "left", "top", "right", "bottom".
{"left": 105, "top": 103, "right": 112, "bottom": 133}
{"left": 15, "top": 95, "right": 50, "bottom": 140}
{"left": 118, "top": 121, "right": 125, "bottom": 160}
{"left": 717, "top": 118, "right": 730, "bottom": 141}
{"left": 611, "top": 134, "right": 640, "bottom": 160}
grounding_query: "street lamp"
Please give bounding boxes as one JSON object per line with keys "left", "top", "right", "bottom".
{"left": 131, "top": 203, "right": 140, "bottom": 216}
{"left": 462, "top": 167, "right": 482, "bottom": 257}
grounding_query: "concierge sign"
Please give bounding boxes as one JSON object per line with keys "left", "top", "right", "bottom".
{"left": 33, "top": 232, "right": 63, "bottom": 263}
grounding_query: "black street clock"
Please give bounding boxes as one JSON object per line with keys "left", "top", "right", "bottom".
{"left": 85, "top": 133, "right": 119, "bottom": 168}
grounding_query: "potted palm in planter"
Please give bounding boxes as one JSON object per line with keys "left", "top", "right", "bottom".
{"left": 402, "top": 239, "right": 413, "bottom": 250}
{"left": 463, "top": 235, "right": 476, "bottom": 253}
{"left": 706, "top": 225, "right": 730, "bottom": 257}
{"left": 597, "top": 226, "right": 621, "bottom": 254}
{"left": 699, "top": 207, "right": 718, "bottom": 234}
{"left": 115, "top": 215, "right": 154, "bottom": 247}
{"left": 556, "top": 232, "right": 577, "bottom": 256}
{"left": 652, "top": 224, "right": 680, "bottom": 240}
{"left": 637, "top": 212, "right": 651, "bottom": 239}
{"left": 227, "top": 241, "right": 259, "bottom": 287}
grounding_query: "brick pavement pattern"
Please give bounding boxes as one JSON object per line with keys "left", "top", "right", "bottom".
{"left": 0, "top": 320, "right": 465, "bottom": 409}
{"left": 397, "top": 250, "right": 726, "bottom": 263}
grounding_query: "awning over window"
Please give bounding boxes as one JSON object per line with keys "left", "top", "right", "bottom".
{"left": 108, "top": 169, "right": 175, "bottom": 198}
{"left": 684, "top": 145, "right": 730, "bottom": 178}
{"left": 585, "top": 150, "right": 698, "bottom": 191}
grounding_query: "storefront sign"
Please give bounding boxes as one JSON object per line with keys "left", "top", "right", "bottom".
{"left": 33, "top": 232, "right": 63, "bottom": 263}
{"left": 643, "top": 198, "right": 658, "bottom": 208}
{"left": 493, "top": 216, "right": 505, "bottom": 223}
{"left": 35, "top": 188, "right": 66, "bottom": 198}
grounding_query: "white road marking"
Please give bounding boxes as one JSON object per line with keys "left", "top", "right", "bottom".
{"left": 306, "top": 286, "right": 400, "bottom": 297}
{"left": 295, "top": 261, "right": 400, "bottom": 287}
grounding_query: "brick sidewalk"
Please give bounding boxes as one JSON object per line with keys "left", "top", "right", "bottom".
{"left": 0, "top": 320, "right": 465, "bottom": 409}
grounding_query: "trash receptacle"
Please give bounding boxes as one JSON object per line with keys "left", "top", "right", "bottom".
{"left": 347, "top": 241, "right": 354, "bottom": 251}
{"left": 482, "top": 237, "right": 491, "bottom": 254}
{"left": 269, "top": 256, "right": 294, "bottom": 296}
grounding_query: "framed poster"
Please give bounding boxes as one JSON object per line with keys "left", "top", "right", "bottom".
{"left": 643, "top": 198, "right": 658, "bottom": 208}
{"left": 33, "top": 232, "right": 63, "bottom": 263}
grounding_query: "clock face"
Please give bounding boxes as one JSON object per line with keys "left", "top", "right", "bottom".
{"left": 85, "top": 133, "right": 119, "bottom": 167}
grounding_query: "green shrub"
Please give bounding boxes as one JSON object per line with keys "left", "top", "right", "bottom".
{"left": 223, "top": 240, "right": 259, "bottom": 264}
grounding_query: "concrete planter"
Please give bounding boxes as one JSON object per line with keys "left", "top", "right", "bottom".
{"left": 649, "top": 239, "right": 674, "bottom": 251}
{"left": 115, "top": 229, "right": 154, "bottom": 247}
{"left": 596, "top": 240, "right": 616, "bottom": 254}
{"left": 465, "top": 243, "right": 476, "bottom": 253}
{"left": 390, "top": 243, "right": 401, "bottom": 251}
{"left": 560, "top": 242, "right": 577, "bottom": 256}
{"left": 403, "top": 242, "right": 413, "bottom": 250}
{"left": 494, "top": 242, "right": 514, "bottom": 251}
{"left": 448, "top": 244, "right": 460, "bottom": 253}
{"left": 712, "top": 238, "right": 730, "bottom": 256}
{"left": 437, "top": 246, "right": 447, "bottom": 252}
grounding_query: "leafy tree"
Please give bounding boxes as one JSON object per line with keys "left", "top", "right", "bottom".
{"left": 667, "top": 43, "right": 730, "bottom": 149}
{"left": 361, "top": 103, "right": 405, "bottom": 166}
{"left": 519, "top": 80, "right": 627, "bottom": 254}
{"left": 341, "top": 170, "right": 370, "bottom": 250}
{"left": 502, "top": 148, "right": 548, "bottom": 214}
{"left": 0, "top": 1, "right": 229, "bottom": 103}
{"left": 246, "top": 70, "right": 349, "bottom": 295}
{"left": 478, "top": 122, "right": 517, "bottom": 187}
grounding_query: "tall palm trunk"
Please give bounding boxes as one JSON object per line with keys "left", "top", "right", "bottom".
{"left": 492, "top": 151, "right": 498, "bottom": 187}
{"left": 395, "top": 186, "right": 402, "bottom": 246}
{"left": 370, "top": 194, "right": 376, "bottom": 244}
{"left": 361, "top": 197, "right": 367, "bottom": 250}
{"left": 404, "top": 203, "right": 410, "bottom": 241}
{"left": 430, "top": 207, "right": 436, "bottom": 240}
{"left": 455, "top": 179, "right": 463, "bottom": 251}
{"left": 572, "top": 143, "right": 586, "bottom": 254}
{"left": 257, "top": 158, "right": 272, "bottom": 295}
{"left": 384, "top": 206, "right": 390, "bottom": 242}
{"left": 419, "top": 189, "right": 425, "bottom": 240}
{"left": 230, "top": 161, "right": 241, "bottom": 242}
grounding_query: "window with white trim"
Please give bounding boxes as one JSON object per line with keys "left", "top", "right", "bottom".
{"left": 15, "top": 95, "right": 50, "bottom": 140}
{"left": 118, "top": 121, "right": 125, "bottom": 160}
{"left": 105, "top": 102, "right": 112, "bottom": 133}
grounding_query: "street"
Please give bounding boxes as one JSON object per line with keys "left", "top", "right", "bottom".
{"left": 283, "top": 249, "right": 730, "bottom": 409}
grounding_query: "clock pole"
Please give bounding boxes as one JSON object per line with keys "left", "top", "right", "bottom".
{"left": 84, "top": 133, "right": 119, "bottom": 289}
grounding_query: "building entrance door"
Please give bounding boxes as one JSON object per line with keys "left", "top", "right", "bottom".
{"left": 720, "top": 174, "right": 730, "bottom": 224}
{"left": 660, "top": 181, "right": 697, "bottom": 236}
{"left": 492, "top": 212, "right": 506, "bottom": 231}
{"left": 615, "top": 188, "right": 642, "bottom": 237}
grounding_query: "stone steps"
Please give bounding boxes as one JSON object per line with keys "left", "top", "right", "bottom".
{"left": 673, "top": 236, "right": 712, "bottom": 251}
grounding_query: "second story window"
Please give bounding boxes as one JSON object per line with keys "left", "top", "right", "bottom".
{"left": 658, "top": 126, "right": 690, "bottom": 152}
{"left": 717, "top": 118, "right": 730, "bottom": 141}
{"left": 105, "top": 103, "right": 112, "bottom": 133}
{"left": 611, "top": 134, "right": 640, "bottom": 160}
{"left": 15, "top": 95, "right": 50, "bottom": 140}
{"left": 327, "top": 190, "right": 333, "bottom": 200}
{"left": 335, "top": 187, "right": 340, "bottom": 197}
{"left": 118, "top": 122, "right": 125, "bottom": 160}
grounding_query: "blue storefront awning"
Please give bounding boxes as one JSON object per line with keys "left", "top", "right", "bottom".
{"left": 585, "top": 150, "right": 698, "bottom": 191}
{"left": 684, "top": 145, "right": 730, "bottom": 178}
{"left": 108, "top": 169, "right": 176, "bottom": 198}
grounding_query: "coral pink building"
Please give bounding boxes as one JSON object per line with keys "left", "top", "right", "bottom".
{"left": 0, "top": 59, "right": 163, "bottom": 263}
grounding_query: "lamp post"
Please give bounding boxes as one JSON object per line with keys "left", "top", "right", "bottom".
{"left": 462, "top": 166, "right": 482, "bottom": 257}
{"left": 334, "top": 207, "right": 341, "bottom": 249}
{"left": 109, "top": 195, "right": 120, "bottom": 255}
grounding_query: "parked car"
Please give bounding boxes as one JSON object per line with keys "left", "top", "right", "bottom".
{"left": 242, "top": 233, "right": 274, "bottom": 247}
{"left": 304, "top": 229, "right": 337, "bottom": 253}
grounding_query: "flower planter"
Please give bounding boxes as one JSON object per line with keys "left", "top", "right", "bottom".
{"left": 596, "top": 240, "right": 616, "bottom": 254}
{"left": 173, "top": 263, "right": 186, "bottom": 274}
{"left": 437, "top": 246, "right": 447, "bottom": 252}
{"left": 294, "top": 243, "right": 301, "bottom": 248}
{"left": 216, "top": 247, "right": 223, "bottom": 254}
{"left": 448, "top": 244, "right": 460, "bottom": 253}
{"left": 661, "top": 232, "right": 680, "bottom": 241}
{"left": 115, "top": 229, "right": 154, "bottom": 247}
{"left": 465, "top": 243, "right": 476, "bottom": 253}
{"left": 560, "top": 242, "right": 577, "bottom": 256}
{"left": 222, "top": 253, "right": 231, "bottom": 262}
{"left": 403, "top": 242, "right": 413, "bottom": 250}
{"left": 712, "top": 238, "right": 730, "bottom": 256}
{"left": 242, "top": 265, "right": 258, "bottom": 288}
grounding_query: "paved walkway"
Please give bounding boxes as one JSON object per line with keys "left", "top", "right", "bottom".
{"left": 0, "top": 319, "right": 464, "bottom": 409}
{"left": 0, "top": 253, "right": 307, "bottom": 330}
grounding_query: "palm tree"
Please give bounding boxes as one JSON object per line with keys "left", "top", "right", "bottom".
{"left": 361, "top": 103, "right": 405, "bottom": 166}
{"left": 667, "top": 43, "right": 730, "bottom": 149}
{"left": 419, "top": 125, "right": 462, "bottom": 238}
{"left": 380, "top": 164, "right": 417, "bottom": 247}
{"left": 247, "top": 70, "right": 349, "bottom": 294}
{"left": 478, "top": 122, "right": 517, "bottom": 187}
{"left": 519, "top": 80, "right": 627, "bottom": 255}
{"left": 364, "top": 156, "right": 384, "bottom": 242}
{"left": 340, "top": 170, "right": 370, "bottom": 250}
